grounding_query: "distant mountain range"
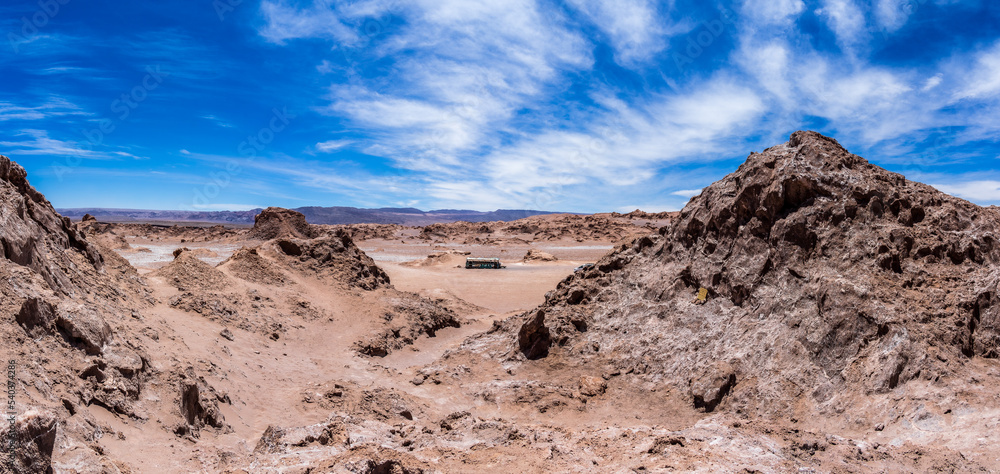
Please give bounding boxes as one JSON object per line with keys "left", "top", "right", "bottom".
{"left": 56, "top": 206, "right": 568, "bottom": 226}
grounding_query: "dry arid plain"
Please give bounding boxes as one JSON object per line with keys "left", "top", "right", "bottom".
{"left": 3, "top": 132, "right": 1000, "bottom": 472}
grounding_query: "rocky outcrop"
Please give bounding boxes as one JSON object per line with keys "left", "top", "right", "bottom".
{"left": 174, "top": 368, "right": 230, "bottom": 438}
{"left": 354, "top": 295, "right": 461, "bottom": 357}
{"left": 1, "top": 154, "right": 155, "bottom": 468}
{"left": 517, "top": 309, "right": 550, "bottom": 359}
{"left": 514, "top": 131, "right": 1000, "bottom": 418}
{"left": 271, "top": 230, "right": 390, "bottom": 290}
{"left": 523, "top": 249, "right": 557, "bottom": 262}
{"left": 416, "top": 213, "right": 669, "bottom": 244}
{"left": 219, "top": 247, "right": 292, "bottom": 286}
{"left": 152, "top": 250, "right": 229, "bottom": 291}
{"left": 248, "top": 207, "right": 318, "bottom": 240}
{"left": 1, "top": 155, "right": 104, "bottom": 295}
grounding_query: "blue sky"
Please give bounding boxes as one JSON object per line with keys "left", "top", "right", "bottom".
{"left": 1, "top": 0, "right": 999, "bottom": 212}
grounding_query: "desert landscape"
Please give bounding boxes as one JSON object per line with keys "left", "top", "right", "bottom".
{"left": 3, "top": 131, "right": 999, "bottom": 472}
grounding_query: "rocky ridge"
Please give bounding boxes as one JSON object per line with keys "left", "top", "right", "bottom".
{"left": 516, "top": 131, "right": 1000, "bottom": 415}
{"left": 412, "top": 131, "right": 1000, "bottom": 470}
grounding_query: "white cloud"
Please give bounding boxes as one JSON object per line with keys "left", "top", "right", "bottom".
{"left": 922, "top": 73, "right": 943, "bottom": 92}
{"left": 0, "top": 129, "right": 144, "bottom": 160}
{"left": 956, "top": 42, "right": 1000, "bottom": 100}
{"left": 258, "top": 1, "right": 358, "bottom": 45}
{"left": 741, "top": 0, "right": 805, "bottom": 25}
{"left": 315, "top": 139, "right": 352, "bottom": 153}
{"left": 265, "top": 0, "right": 594, "bottom": 173}
{"left": 472, "top": 79, "right": 765, "bottom": 208}
{"left": 817, "top": 0, "right": 867, "bottom": 50}
{"left": 738, "top": 40, "right": 794, "bottom": 105}
{"left": 0, "top": 98, "right": 88, "bottom": 122}
{"left": 671, "top": 189, "right": 703, "bottom": 198}
{"left": 201, "top": 115, "right": 235, "bottom": 129}
{"left": 254, "top": 0, "right": 1000, "bottom": 211}
{"left": 932, "top": 180, "right": 1000, "bottom": 202}
{"left": 874, "top": 0, "right": 911, "bottom": 33}
{"left": 567, "top": 0, "right": 672, "bottom": 65}
{"left": 425, "top": 180, "right": 518, "bottom": 210}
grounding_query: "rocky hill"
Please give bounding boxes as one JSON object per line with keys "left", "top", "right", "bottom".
{"left": 518, "top": 131, "right": 999, "bottom": 412}
{"left": 1, "top": 155, "right": 156, "bottom": 472}
{"left": 423, "top": 131, "right": 1000, "bottom": 470}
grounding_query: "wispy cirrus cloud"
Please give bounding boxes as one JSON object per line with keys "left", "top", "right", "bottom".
{"left": 5, "top": 0, "right": 1000, "bottom": 212}
{"left": 262, "top": 0, "right": 591, "bottom": 173}
{"left": 931, "top": 180, "right": 1000, "bottom": 203}
{"left": 246, "top": 0, "right": 1000, "bottom": 211}
{"left": 0, "top": 129, "right": 145, "bottom": 160}
{"left": 0, "top": 98, "right": 88, "bottom": 121}
{"left": 567, "top": 0, "right": 679, "bottom": 65}
{"left": 817, "top": 0, "right": 868, "bottom": 52}
{"left": 314, "top": 139, "right": 352, "bottom": 153}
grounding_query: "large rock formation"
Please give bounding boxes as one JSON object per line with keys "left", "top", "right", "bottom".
{"left": 248, "top": 207, "right": 318, "bottom": 240}
{"left": 269, "top": 230, "right": 391, "bottom": 290}
{"left": 514, "top": 131, "right": 1000, "bottom": 420}
{"left": 0, "top": 155, "right": 104, "bottom": 296}
{"left": 1, "top": 154, "right": 155, "bottom": 468}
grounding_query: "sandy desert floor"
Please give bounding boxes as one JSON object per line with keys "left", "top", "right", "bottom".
{"left": 83, "top": 227, "right": 648, "bottom": 472}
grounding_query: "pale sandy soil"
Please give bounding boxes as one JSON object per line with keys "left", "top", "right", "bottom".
{"left": 357, "top": 240, "right": 612, "bottom": 314}
{"left": 93, "top": 232, "right": 675, "bottom": 472}
{"left": 120, "top": 236, "right": 609, "bottom": 315}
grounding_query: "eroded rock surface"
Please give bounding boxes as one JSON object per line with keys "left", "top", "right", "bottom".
{"left": 513, "top": 131, "right": 1000, "bottom": 420}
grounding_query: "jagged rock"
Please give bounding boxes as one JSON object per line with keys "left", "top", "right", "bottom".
{"left": 271, "top": 230, "right": 390, "bottom": 290}
{"left": 81, "top": 213, "right": 97, "bottom": 222}
{"left": 175, "top": 368, "right": 229, "bottom": 438}
{"left": 253, "top": 421, "right": 346, "bottom": 454}
{"left": 78, "top": 346, "right": 150, "bottom": 416}
{"left": 1, "top": 155, "right": 104, "bottom": 295}
{"left": 248, "top": 207, "right": 318, "bottom": 240}
{"left": 16, "top": 298, "right": 112, "bottom": 355}
{"left": 518, "top": 309, "right": 550, "bottom": 359}
{"left": 152, "top": 251, "right": 229, "bottom": 291}
{"left": 0, "top": 409, "right": 57, "bottom": 474}
{"left": 689, "top": 362, "right": 736, "bottom": 412}
{"left": 15, "top": 297, "right": 57, "bottom": 338}
{"left": 512, "top": 130, "right": 1000, "bottom": 419}
{"left": 309, "top": 446, "right": 429, "bottom": 474}
{"left": 354, "top": 296, "right": 461, "bottom": 357}
{"left": 55, "top": 303, "right": 113, "bottom": 355}
{"left": 439, "top": 411, "right": 471, "bottom": 431}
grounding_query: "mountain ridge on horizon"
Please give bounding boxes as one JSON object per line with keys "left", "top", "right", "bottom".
{"left": 55, "top": 206, "right": 575, "bottom": 226}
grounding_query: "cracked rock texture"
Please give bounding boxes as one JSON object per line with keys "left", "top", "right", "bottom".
{"left": 512, "top": 131, "right": 1000, "bottom": 422}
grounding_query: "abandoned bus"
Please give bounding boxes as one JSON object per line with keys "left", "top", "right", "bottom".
{"left": 465, "top": 257, "right": 503, "bottom": 269}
